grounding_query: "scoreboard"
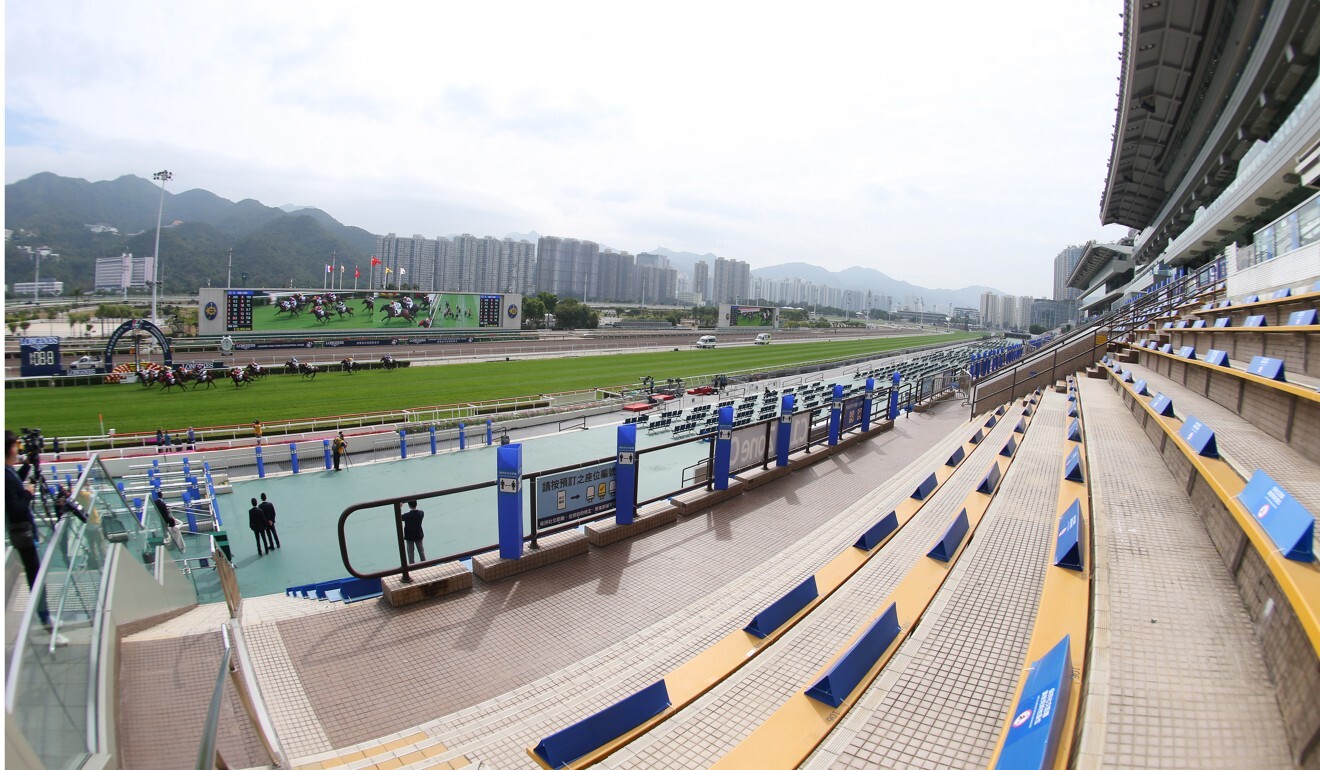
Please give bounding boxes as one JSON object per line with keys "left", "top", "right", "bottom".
{"left": 20, "top": 337, "right": 61, "bottom": 377}
{"left": 226, "top": 290, "right": 254, "bottom": 331}
{"left": 478, "top": 295, "right": 502, "bottom": 327}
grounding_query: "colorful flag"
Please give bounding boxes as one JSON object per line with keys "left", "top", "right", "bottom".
{"left": 354, "top": 266, "right": 360, "bottom": 278}
{"left": 400, "top": 268, "right": 407, "bottom": 276}
{"left": 325, "top": 264, "right": 332, "bottom": 273}
{"left": 340, "top": 264, "right": 345, "bottom": 274}
{"left": 385, "top": 267, "right": 393, "bottom": 274}
{"left": 370, "top": 256, "right": 382, "bottom": 267}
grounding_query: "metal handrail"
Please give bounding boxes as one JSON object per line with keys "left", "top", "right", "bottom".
{"left": 195, "top": 625, "right": 233, "bottom": 770}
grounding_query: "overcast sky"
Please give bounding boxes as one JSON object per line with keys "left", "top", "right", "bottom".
{"left": 6, "top": 1, "right": 1131, "bottom": 296}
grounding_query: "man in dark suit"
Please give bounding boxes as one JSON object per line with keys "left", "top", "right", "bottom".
{"left": 248, "top": 497, "right": 273, "bottom": 555}
{"left": 259, "top": 493, "right": 280, "bottom": 549}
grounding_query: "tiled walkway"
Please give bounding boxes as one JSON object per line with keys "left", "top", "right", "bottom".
{"left": 118, "top": 401, "right": 975, "bottom": 770}
{"left": 1076, "top": 377, "right": 1293, "bottom": 768}
{"left": 116, "top": 381, "right": 1304, "bottom": 769}
{"left": 807, "top": 391, "right": 1067, "bottom": 769}
{"left": 602, "top": 398, "right": 1029, "bottom": 769}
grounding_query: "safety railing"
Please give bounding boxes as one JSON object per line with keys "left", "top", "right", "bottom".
{"left": 333, "top": 385, "right": 925, "bottom": 586}
{"left": 969, "top": 261, "right": 1226, "bottom": 414}
{"left": 194, "top": 621, "right": 288, "bottom": 770}
{"left": 39, "top": 334, "right": 982, "bottom": 457}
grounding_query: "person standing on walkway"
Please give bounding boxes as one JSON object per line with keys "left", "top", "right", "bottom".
{"left": 248, "top": 497, "right": 273, "bottom": 556}
{"left": 253, "top": 420, "right": 264, "bottom": 445}
{"left": 152, "top": 491, "right": 184, "bottom": 551}
{"left": 156, "top": 428, "right": 165, "bottom": 453}
{"left": 259, "top": 493, "right": 280, "bottom": 549}
{"left": 186, "top": 426, "right": 196, "bottom": 451}
{"left": 332, "top": 432, "right": 348, "bottom": 471}
{"left": 5, "top": 430, "right": 64, "bottom": 645}
{"left": 402, "top": 500, "right": 425, "bottom": 563}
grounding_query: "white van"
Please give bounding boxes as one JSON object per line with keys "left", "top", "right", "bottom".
{"left": 695, "top": 335, "right": 717, "bottom": 349}
{"left": 754, "top": 333, "right": 771, "bottom": 345}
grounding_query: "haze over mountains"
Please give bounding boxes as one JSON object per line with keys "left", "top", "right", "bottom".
{"left": 5, "top": 173, "right": 1003, "bottom": 307}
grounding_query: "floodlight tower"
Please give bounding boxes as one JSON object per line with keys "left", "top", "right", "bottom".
{"left": 150, "top": 170, "right": 173, "bottom": 325}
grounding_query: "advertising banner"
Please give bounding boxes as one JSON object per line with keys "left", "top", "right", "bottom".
{"left": 717, "top": 304, "right": 779, "bottom": 328}
{"left": 534, "top": 461, "right": 617, "bottom": 527}
{"left": 789, "top": 411, "right": 812, "bottom": 450}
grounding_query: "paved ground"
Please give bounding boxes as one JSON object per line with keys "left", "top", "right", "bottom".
{"left": 114, "top": 378, "right": 1303, "bottom": 769}
{"left": 1076, "top": 377, "right": 1293, "bottom": 768}
{"left": 117, "top": 398, "right": 972, "bottom": 769}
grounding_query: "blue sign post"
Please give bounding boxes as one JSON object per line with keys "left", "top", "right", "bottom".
{"left": 398, "top": 429, "right": 408, "bottom": 459}
{"left": 322, "top": 439, "right": 332, "bottom": 470}
{"left": 888, "top": 372, "right": 901, "bottom": 420}
{"left": 289, "top": 443, "right": 300, "bottom": 474}
{"left": 776, "top": 394, "right": 795, "bottom": 468}
{"left": 429, "top": 425, "right": 437, "bottom": 454}
{"left": 828, "top": 384, "right": 843, "bottom": 446}
{"left": 486, "top": 417, "right": 494, "bottom": 446}
{"left": 862, "top": 378, "right": 875, "bottom": 431}
{"left": 497, "top": 443, "right": 524, "bottom": 560}
{"left": 254, "top": 445, "right": 265, "bottom": 479}
{"left": 458, "top": 422, "right": 467, "bottom": 450}
{"left": 713, "top": 406, "right": 734, "bottom": 490}
{"left": 615, "top": 424, "right": 637, "bottom": 525}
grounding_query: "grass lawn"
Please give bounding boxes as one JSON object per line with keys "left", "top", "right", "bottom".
{"left": 6, "top": 332, "right": 978, "bottom": 438}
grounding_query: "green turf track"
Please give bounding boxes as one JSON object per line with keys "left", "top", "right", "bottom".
{"left": 6, "top": 332, "right": 978, "bottom": 437}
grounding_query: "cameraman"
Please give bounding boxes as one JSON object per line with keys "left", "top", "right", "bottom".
{"left": 6, "top": 430, "right": 65, "bottom": 645}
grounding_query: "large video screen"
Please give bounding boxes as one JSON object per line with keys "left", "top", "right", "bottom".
{"left": 198, "top": 289, "right": 520, "bottom": 334}
{"left": 719, "top": 304, "right": 779, "bottom": 328}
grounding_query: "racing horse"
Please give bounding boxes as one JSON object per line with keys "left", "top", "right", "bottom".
{"left": 340, "top": 358, "right": 358, "bottom": 374}
{"left": 379, "top": 303, "right": 415, "bottom": 323}
{"left": 156, "top": 369, "right": 183, "bottom": 393}
{"left": 284, "top": 358, "right": 302, "bottom": 375}
{"left": 298, "top": 362, "right": 320, "bottom": 379}
{"left": 274, "top": 298, "right": 302, "bottom": 317}
{"left": 230, "top": 367, "right": 250, "bottom": 388}
{"left": 192, "top": 369, "right": 218, "bottom": 389}
{"left": 310, "top": 305, "right": 332, "bottom": 324}
{"left": 361, "top": 295, "right": 376, "bottom": 313}
{"left": 380, "top": 355, "right": 399, "bottom": 371}
{"left": 245, "top": 362, "right": 265, "bottom": 380}
{"left": 334, "top": 301, "right": 354, "bottom": 319}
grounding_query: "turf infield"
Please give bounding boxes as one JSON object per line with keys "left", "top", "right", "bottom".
{"left": 7, "top": 332, "right": 978, "bottom": 437}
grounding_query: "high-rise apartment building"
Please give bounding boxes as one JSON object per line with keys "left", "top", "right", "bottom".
{"left": 375, "top": 233, "right": 535, "bottom": 293}
{"left": 1053, "top": 244, "right": 1085, "bottom": 301}
{"left": 711, "top": 257, "right": 750, "bottom": 305}
{"left": 693, "top": 261, "right": 709, "bottom": 299}
{"left": 535, "top": 236, "right": 599, "bottom": 300}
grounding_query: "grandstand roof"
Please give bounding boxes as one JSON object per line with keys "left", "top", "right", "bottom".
{"left": 1068, "top": 240, "right": 1133, "bottom": 291}
{"left": 1100, "top": 0, "right": 1320, "bottom": 264}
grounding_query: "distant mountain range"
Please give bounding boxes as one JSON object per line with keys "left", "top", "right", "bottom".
{"left": 5, "top": 173, "right": 376, "bottom": 294}
{"left": 5, "top": 173, "right": 1003, "bottom": 306}
{"left": 646, "top": 248, "right": 1002, "bottom": 309}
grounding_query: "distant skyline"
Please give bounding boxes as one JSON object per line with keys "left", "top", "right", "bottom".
{"left": 6, "top": 2, "right": 1131, "bottom": 296}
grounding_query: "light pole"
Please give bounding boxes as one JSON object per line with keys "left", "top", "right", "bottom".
{"left": 227, "top": 247, "right": 234, "bottom": 289}
{"left": 150, "top": 170, "right": 173, "bottom": 325}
